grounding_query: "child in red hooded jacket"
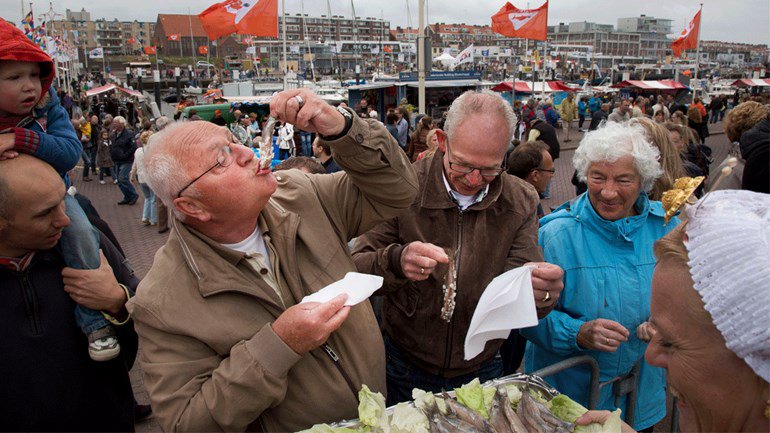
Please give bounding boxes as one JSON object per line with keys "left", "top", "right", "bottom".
{"left": 0, "top": 19, "right": 122, "bottom": 361}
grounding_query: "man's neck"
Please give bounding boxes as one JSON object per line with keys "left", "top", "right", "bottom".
{"left": 318, "top": 153, "right": 332, "bottom": 164}
{"left": 187, "top": 217, "right": 260, "bottom": 245}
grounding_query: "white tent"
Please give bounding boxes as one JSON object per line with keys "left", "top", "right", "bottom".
{"left": 433, "top": 51, "right": 455, "bottom": 68}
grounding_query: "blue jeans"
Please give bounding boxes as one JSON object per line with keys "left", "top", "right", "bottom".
{"left": 82, "top": 147, "right": 97, "bottom": 178}
{"left": 115, "top": 162, "right": 138, "bottom": 202}
{"left": 384, "top": 334, "right": 504, "bottom": 406}
{"left": 140, "top": 183, "right": 157, "bottom": 224}
{"left": 709, "top": 109, "right": 720, "bottom": 124}
{"left": 98, "top": 166, "right": 112, "bottom": 181}
{"left": 61, "top": 194, "right": 109, "bottom": 335}
{"left": 300, "top": 132, "right": 313, "bottom": 157}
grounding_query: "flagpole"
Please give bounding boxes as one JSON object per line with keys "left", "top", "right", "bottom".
{"left": 380, "top": 9, "right": 385, "bottom": 76}
{"left": 541, "top": 38, "right": 547, "bottom": 98}
{"left": 540, "top": 0, "right": 548, "bottom": 99}
{"left": 417, "top": 0, "right": 425, "bottom": 113}
{"left": 692, "top": 3, "right": 703, "bottom": 104}
{"left": 281, "top": 0, "right": 287, "bottom": 89}
{"left": 188, "top": 8, "right": 196, "bottom": 79}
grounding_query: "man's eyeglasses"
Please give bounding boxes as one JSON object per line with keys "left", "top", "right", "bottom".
{"left": 445, "top": 140, "right": 504, "bottom": 178}
{"left": 177, "top": 145, "right": 234, "bottom": 198}
{"left": 534, "top": 167, "right": 556, "bottom": 174}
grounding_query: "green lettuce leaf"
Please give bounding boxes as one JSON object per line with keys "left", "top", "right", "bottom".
{"left": 453, "top": 378, "right": 496, "bottom": 419}
{"left": 412, "top": 389, "right": 447, "bottom": 415}
{"left": 503, "top": 384, "right": 523, "bottom": 409}
{"left": 574, "top": 409, "right": 623, "bottom": 433}
{"left": 358, "top": 385, "right": 389, "bottom": 432}
{"left": 390, "top": 403, "right": 430, "bottom": 433}
{"left": 297, "top": 424, "right": 360, "bottom": 433}
{"left": 548, "top": 394, "right": 589, "bottom": 423}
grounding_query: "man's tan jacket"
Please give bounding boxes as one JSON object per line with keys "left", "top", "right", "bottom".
{"left": 127, "top": 115, "right": 418, "bottom": 432}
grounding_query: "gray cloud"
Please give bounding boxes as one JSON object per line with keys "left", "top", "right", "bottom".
{"left": 5, "top": 0, "right": 768, "bottom": 45}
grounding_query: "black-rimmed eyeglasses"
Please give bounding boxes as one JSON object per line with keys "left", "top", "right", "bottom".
{"left": 177, "top": 145, "right": 234, "bottom": 198}
{"left": 445, "top": 140, "right": 505, "bottom": 178}
{"left": 534, "top": 167, "right": 556, "bottom": 174}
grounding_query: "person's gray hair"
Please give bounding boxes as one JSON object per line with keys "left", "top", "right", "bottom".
{"left": 113, "top": 116, "right": 127, "bottom": 126}
{"left": 143, "top": 122, "right": 200, "bottom": 221}
{"left": 573, "top": 121, "right": 663, "bottom": 192}
{"left": 155, "top": 116, "right": 172, "bottom": 131}
{"left": 444, "top": 90, "right": 516, "bottom": 144}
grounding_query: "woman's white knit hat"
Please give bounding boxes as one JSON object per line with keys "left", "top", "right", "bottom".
{"left": 685, "top": 190, "right": 770, "bottom": 383}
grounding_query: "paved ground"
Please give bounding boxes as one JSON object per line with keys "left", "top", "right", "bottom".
{"left": 71, "top": 119, "right": 730, "bottom": 432}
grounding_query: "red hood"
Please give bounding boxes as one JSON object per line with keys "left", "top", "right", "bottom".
{"left": 0, "top": 19, "right": 55, "bottom": 103}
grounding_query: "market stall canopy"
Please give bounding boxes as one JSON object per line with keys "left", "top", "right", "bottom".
{"left": 611, "top": 80, "right": 688, "bottom": 90}
{"left": 86, "top": 84, "right": 145, "bottom": 99}
{"left": 433, "top": 52, "right": 456, "bottom": 62}
{"left": 491, "top": 80, "right": 574, "bottom": 93}
{"left": 731, "top": 78, "right": 770, "bottom": 88}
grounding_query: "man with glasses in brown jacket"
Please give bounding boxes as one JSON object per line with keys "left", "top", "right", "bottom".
{"left": 352, "top": 90, "right": 564, "bottom": 405}
{"left": 127, "top": 89, "right": 417, "bottom": 432}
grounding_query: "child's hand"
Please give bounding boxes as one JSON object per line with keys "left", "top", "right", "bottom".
{"left": 0, "top": 133, "right": 15, "bottom": 154}
{"left": 0, "top": 150, "right": 19, "bottom": 160}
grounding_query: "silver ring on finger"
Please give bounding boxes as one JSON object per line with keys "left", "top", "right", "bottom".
{"left": 294, "top": 95, "right": 305, "bottom": 109}
{"left": 420, "top": 267, "right": 425, "bottom": 275}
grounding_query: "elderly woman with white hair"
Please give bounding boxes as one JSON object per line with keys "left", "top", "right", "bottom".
{"left": 578, "top": 190, "right": 770, "bottom": 433}
{"left": 520, "top": 121, "right": 680, "bottom": 431}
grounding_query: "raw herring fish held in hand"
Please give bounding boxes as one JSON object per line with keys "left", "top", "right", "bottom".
{"left": 300, "top": 272, "right": 383, "bottom": 306}
{"left": 259, "top": 116, "right": 276, "bottom": 169}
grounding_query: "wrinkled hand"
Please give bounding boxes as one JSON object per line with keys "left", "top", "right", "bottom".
{"left": 636, "top": 321, "right": 656, "bottom": 342}
{"left": 272, "top": 294, "right": 351, "bottom": 355}
{"left": 576, "top": 411, "right": 636, "bottom": 433}
{"left": 528, "top": 262, "right": 564, "bottom": 310}
{"left": 577, "top": 318, "right": 630, "bottom": 352}
{"left": 269, "top": 89, "right": 346, "bottom": 137}
{"left": 61, "top": 250, "right": 127, "bottom": 315}
{"left": 400, "top": 241, "right": 449, "bottom": 281}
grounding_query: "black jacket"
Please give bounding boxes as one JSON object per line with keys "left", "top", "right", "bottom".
{"left": 531, "top": 120, "right": 560, "bottom": 160}
{"left": 589, "top": 109, "right": 608, "bottom": 131}
{"left": 740, "top": 117, "right": 769, "bottom": 193}
{"left": 109, "top": 128, "right": 136, "bottom": 164}
{"left": 0, "top": 234, "right": 139, "bottom": 432}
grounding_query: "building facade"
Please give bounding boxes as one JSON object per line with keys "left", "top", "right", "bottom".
{"left": 49, "top": 8, "right": 154, "bottom": 56}
{"left": 617, "top": 15, "right": 672, "bottom": 60}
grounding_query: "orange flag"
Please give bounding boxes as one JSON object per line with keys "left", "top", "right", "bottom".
{"left": 491, "top": 1, "right": 548, "bottom": 41}
{"left": 199, "top": 0, "right": 278, "bottom": 40}
{"left": 144, "top": 46, "right": 157, "bottom": 55}
{"left": 199, "top": 46, "right": 209, "bottom": 55}
{"left": 167, "top": 33, "right": 181, "bottom": 41}
{"left": 672, "top": 9, "right": 701, "bottom": 58}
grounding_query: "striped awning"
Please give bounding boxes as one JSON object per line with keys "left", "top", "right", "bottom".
{"left": 611, "top": 80, "right": 688, "bottom": 90}
{"left": 491, "top": 80, "right": 575, "bottom": 93}
{"left": 731, "top": 78, "right": 770, "bottom": 87}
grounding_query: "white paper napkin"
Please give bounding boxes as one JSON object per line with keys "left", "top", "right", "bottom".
{"left": 464, "top": 265, "right": 538, "bottom": 360}
{"left": 300, "top": 272, "right": 384, "bottom": 307}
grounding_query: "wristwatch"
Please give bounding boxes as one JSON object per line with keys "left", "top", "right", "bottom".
{"left": 319, "top": 106, "right": 353, "bottom": 141}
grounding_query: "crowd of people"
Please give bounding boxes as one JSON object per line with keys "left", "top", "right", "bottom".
{"left": 1, "top": 16, "right": 769, "bottom": 433}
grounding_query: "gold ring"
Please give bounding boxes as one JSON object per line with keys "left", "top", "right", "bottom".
{"left": 542, "top": 291, "right": 550, "bottom": 302}
{"left": 420, "top": 267, "right": 425, "bottom": 275}
{"left": 295, "top": 95, "right": 305, "bottom": 109}
{"left": 605, "top": 337, "right": 610, "bottom": 345}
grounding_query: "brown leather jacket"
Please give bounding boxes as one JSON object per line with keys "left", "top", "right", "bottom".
{"left": 352, "top": 150, "right": 544, "bottom": 378}
{"left": 127, "top": 114, "right": 418, "bottom": 432}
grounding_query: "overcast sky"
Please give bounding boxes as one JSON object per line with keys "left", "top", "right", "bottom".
{"left": 4, "top": 0, "right": 768, "bottom": 45}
